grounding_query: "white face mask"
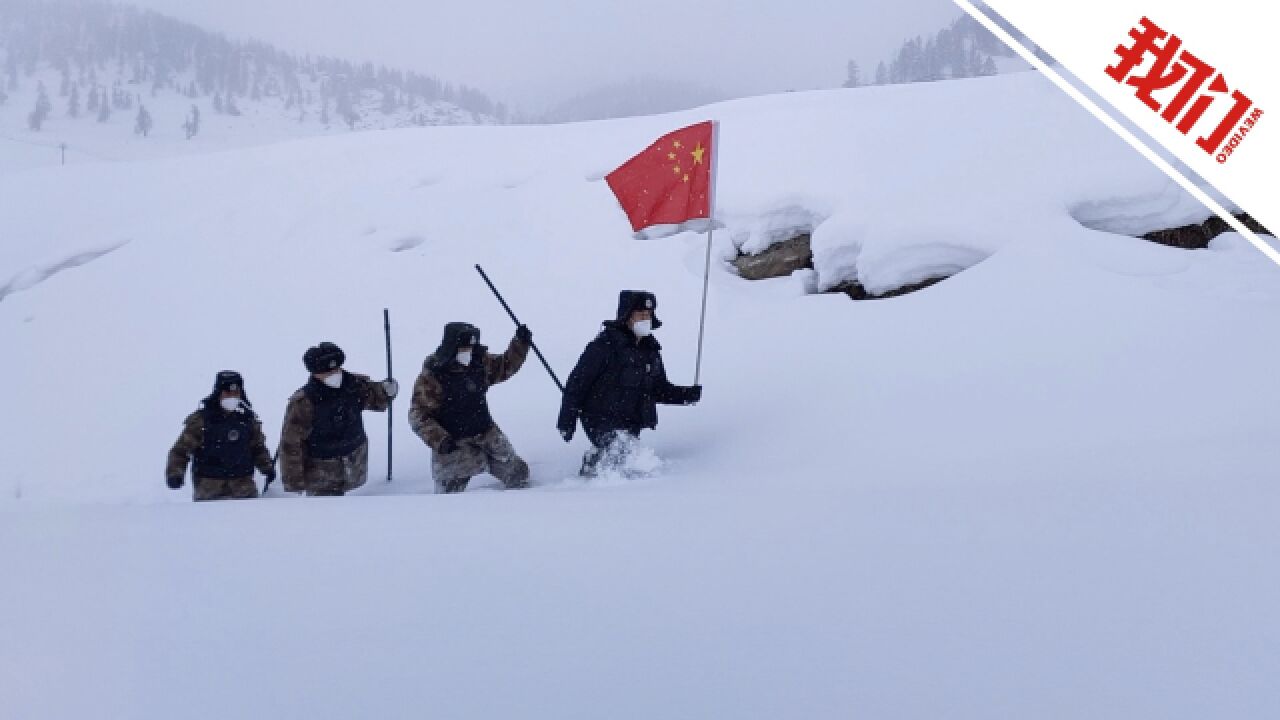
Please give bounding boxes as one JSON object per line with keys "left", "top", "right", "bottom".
{"left": 632, "top": 319, "right": 653, "bottom": 337}
{"left": 321, "top": 371, "right": 344, "bottom": 389}
{"left": 456, "top": 351, "right": 472, "bottom": 366}
{"left": 219, "top": 397, "right": 242, "bottom": 413}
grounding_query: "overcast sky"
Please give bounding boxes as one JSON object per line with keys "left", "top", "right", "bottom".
{"left": 126, "top": 0, "right": 962, "bottom": 113}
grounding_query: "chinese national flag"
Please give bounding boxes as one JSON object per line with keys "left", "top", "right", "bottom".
{"left": 606, "top": 121, "right": 715, "bottom": 233}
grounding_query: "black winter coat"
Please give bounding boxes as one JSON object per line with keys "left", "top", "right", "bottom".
{"left": 192, "top": 404, "right": 258, "bottom": 479}
{"left": 301, "top": 374, "right": 370, "bottom": 459}
{"left": 560, "top": 321, "right": 697, "bottom": 436}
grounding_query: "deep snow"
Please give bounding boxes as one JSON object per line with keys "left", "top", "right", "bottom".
{"left": 2, "top": 70, "right": 1279, "bottom": 718}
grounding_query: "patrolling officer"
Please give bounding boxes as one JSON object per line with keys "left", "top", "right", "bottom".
{"left": 410, "top": 322, "right": 533, "bottom": 493}
{"left": 279, "top": 342, "right": 398, "bottom": 496}
{"left": 558, "top": 291, "right": 701, "bottom": 475}
{"left": 166, "top": 370, "right": 275, "bottom": 500}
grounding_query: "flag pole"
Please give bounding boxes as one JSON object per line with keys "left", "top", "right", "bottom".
{"left": 693, "top": 120, "right": 720, "bottom": 386}
{"left": 694, "top": 227, "right": 713, "bottom": 385}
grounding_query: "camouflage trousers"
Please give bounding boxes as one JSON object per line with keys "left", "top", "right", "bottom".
{"left": 301, "top": 441, "right": 369, "bottom": 497}
{"left": 193, "top": 476, "right": 259, "bottom": 501}
{"left": 433, "top": 425, "right": 529, "bottom": 493}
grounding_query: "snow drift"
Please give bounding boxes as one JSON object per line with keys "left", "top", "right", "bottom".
{"left": 3, "top": 70, "right": 1280, "bottom": 719}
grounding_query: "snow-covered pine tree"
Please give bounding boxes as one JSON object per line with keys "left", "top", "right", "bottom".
{"left": 28, "top": 82, "right": 52, "bottom": 130}
{"left": 967, "top": 46, "right": 984, "bottom": 77}
{"left": 843, "top": 60, "right": 861, "bottom": 89}
{"left": 135, "top": 104, "right": 153, "bottom": 137}
{"left": 182, "top": 105, "right": 200, "bottom": 139}
{"left": 335, "top": 90, "right": 358, "bottom": 129}
{"left": 924, "top": 38, "right": 942, "bottom": 81}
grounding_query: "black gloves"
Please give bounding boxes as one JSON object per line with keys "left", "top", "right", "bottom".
{"left": 438, "top": 436, "right": 458, "bottom": 454}
{"left": 685, "top": 385, "right": 703, "bottom": 404}
{"left": 166, "top": 476, "right": 183, "bottom": 490}
{"left": 516, "top": 324, "right": 533, "bottom": 344}
{"left": 557, "top": 407, "right": 577, "bottom": 442}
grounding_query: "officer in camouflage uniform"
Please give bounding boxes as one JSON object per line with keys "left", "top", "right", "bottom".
{"left": 279, "top": 342, "right": 398, "bottom": 496}
{"left": 558, "top": 290, "right": 701, "bottom": 475}
{"left": 166, "top": 370, "right": 275, "bottom": 501}
{"left": 409, "top": 322, "right": 532, "bottom": 493}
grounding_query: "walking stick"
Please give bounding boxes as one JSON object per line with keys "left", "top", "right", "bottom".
{"left": 474, "top": 264, "right": 565, "bottom": 393}
{"left": 263, "top": 450, "right": 277, "bottom": 496}
{"left": 384, "top": 308, "right": 394, "bottom": 483}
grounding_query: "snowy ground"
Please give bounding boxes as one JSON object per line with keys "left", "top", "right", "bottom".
{"left": 3, "top": 71, "right": 1280, "bottom": 718}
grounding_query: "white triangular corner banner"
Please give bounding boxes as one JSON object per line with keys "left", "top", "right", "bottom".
{"left": 956, "top": 0, "right": 1278, "bottom": 263}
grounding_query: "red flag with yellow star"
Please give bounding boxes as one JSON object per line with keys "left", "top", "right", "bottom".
{"left": 606, "top": 121, "right": 715, "bottom": 236}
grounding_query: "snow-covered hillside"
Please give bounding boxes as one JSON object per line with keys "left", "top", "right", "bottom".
{"left": 3, "top": 70, "right": 1280, "bottom": 718}
{"left": 0, "top": 0, "right": 505, "bottom": 173}
{"left": 0, "top": 63, "right": 496, "bottom": 172}
{"left": 0, "top": 63, "right": 494, "bottom": 171}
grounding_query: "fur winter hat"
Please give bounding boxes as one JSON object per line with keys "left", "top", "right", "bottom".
{"left": 303, "top": 342, "right": 345, "bottom": 373}
{"left": 435, "top": 322, "right": 482, "bottom": 363}
{"left": 616, "top": 290, "right": 662, "bottom": 329}
{"left": 205, "top": 370, "right": 252, "bottom": 409}
{"left": 213, "top": 370, "right": 244, "bottom": 395}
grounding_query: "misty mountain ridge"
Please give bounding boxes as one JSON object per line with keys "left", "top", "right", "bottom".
{"left": 845, "top": 12, "right": 1039, "bottom": 88}
{"left": 0, "top": 0, "right": 508, "bottom": 171}
{"left": 540, "top": 77, "right": 727, "bottom": 123}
